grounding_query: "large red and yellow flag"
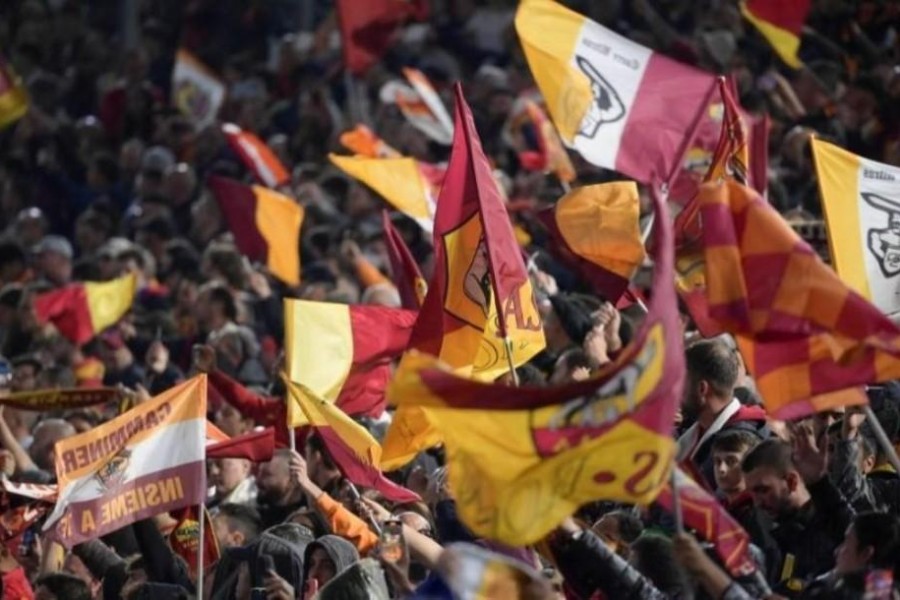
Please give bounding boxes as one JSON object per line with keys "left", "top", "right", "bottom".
{"left": 286, "top": 381, "right": 418, "bottom": 503}
{"left": 208, "top": 176, "right": 304, "bottom": 286}
{"left": 381, "top": 84, "right": 546, "bottom": 470}
{"left": 538, "top": 182, "right": 645, "bottom": 303}
{"left": 387, "top": 185, "right": 682, "bottom": 544}
{"left": 656, "top": 467, "right": 756, "bottom": 577}
{"left": 741, "top": 0, "right": 809, "bottom": 69}
{"left": 284, "top": 299, "right": 417, "bottom": 421}
{"left": 699, "top": 179, "right": 900, "bottom": 418}
{"left": 34, "top": 273, "right": 137, "bottom": 345}
{"left": 382, "top": 210, "right": 426, "bottom": 309}
{"left": 0, "top": 54, "right": 28, "bottom": 130}
{"left": 44, "top": 376, "right": 207, "bottom": 546}
{"left": 222, "top": 123, "right": 290, "bottom": 189}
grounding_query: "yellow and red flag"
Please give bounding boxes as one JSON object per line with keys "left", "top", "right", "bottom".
{"left": 284, "top": 299, "right": 417, "bottom": 422}
{"left": 698, "top": 180, "right": 900, "bottom": 418}
{"left": 208, "top": 176, "right": 304, "bottom": 286}
{"left": 286, "top": 381, "right": 418, "bottom": 503}
{"left": 222, "top": 123, "right": 290, "bottom": 189}
{"left": 386, "top": 182, "right": 682, "bottom": 544}
{"left": 741, "top": 0, "right": 809, "bottom": 69}
{"left": 340, "top": 125, "right": 400, "bottom": 159}
{"left": 34, "top": 273, "right": 137, "bottom": 345}
{"left": 538, "top": 182, "right": 645, "bottom": 303}
{"left": 505, "top": 98, "right": 576, "bottom": 184}
{"left": 206, "top": 428, "right": 275, "bottom": 463}
{"left": 44, "top": 376, "right": 208, "bottom": 546}
{"left": 656, "top": 467, "right": 756, "bottom": 577}
{"left": 382, "top": 210, "right": 426, "bottom": 309}
{"left": 811, "top": 139, "right": 900, "bottom": 316}
{"left": 169, "top": 506, "right": 219, "bottom": 579}
{"left": 0, "top": 54, "right": 28, "bottom": 130}
{"left": 381, "top": 84, "right": 546, "bottom": 470}
{"left": 379, "top": 68, "right": 455, "bottom": 145}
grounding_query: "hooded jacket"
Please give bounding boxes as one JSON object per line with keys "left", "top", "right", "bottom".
{"left": 316, "top": 558, "right": 390, "bottom": 600}
{"left": 303, "top": 535, "right": 360, "bottom": 590}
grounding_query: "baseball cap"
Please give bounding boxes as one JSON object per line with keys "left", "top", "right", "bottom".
{"left": 141, "top": 146, "right": 176, "bottom": 176}
{"left": 34, "top": 235, "right": 73, "bottom": 260}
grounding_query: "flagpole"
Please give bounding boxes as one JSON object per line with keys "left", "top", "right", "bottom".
{"left": 346, "top": 481, "right": 383, "bottom": 535}
{"left": 196, "top": 504, "right": 205, "bottom": 599}
{"left": 289, "top": 427, "right": 296, "bottom": 453}
{"left": 670, "top": 469, "right": 684, "bottom": 533}
{"left": 863, "top": 405, "right": 900, "bottom": 474}
{"left": 504, "top": 337, "right": 520, "bottom": 386}
{"left": 559, "top": 179, "right": 571, "bottom": 194}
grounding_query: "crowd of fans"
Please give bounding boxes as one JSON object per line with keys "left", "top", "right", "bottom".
{"left": 0, "top": 0, "right": 897, "bottom": 598}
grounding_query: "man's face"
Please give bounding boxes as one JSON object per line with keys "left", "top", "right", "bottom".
{"left": 12, "top": 364, "right": 37, "bottom": 392}
{"left": 712, "top": 449, "right": 746, "bottom": 496}
{"left": 745, "top": 466, "right": 793, "bottom": 518}
{"left": 208, "top": 458, "right": 250, "bottom": 498}
{"left": 212, "top": 514, "right": 247, "bottom": 550}
{"left": 214, "top": 405, "right": 249, "bottom": 438}
{"left": 307, "top": 547, "right": 337, "bottom": 588}
{"left": 256, "top": 456, "right": 291, "bottom": 506}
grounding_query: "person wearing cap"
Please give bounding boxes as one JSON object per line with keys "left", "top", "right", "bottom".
{"left": 34, "top": 235, "right": 74, "bottom": 288}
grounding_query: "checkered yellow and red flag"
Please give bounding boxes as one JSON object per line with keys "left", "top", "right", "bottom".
{"left": 699, "top": 179, "right": 900, "bottom": 419}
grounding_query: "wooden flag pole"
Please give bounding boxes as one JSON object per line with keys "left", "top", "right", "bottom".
{"left": 863, "top": 405, "right": 900, "bottom": 474}
{"left": 196, "top": 504, "right": 205, "bottom": 599}
{"left": 346, "top": 481, "right": 382, "bottom": 535}
{"left": 289, "top": 426, "right": 297, "bottom": 453}
{"left": 669, "top": 469, "right": 684, "bottom": 533}
{"left": 504, "top": 336, "right": 520, "bottom": 387}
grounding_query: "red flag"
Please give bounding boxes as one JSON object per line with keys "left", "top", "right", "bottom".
{"left": 742, "top": 0, "right": 810, "bottom": 68}
{"left": 169, "top": 506, "right": 219, "bottom": 579}
{"left": 33, "top": 274, "right": 136, "bottom": 345}
{"left": 382, "top": 210, "right": 426, "bottom": 309}
{"left": 336, "top": 0, "right": 427, "bottom": 75}
{"left": 657, "top": 468, "right": 756, "bottom": 577}
{"left": 222, "top": 123, "right": 290, "bottom": 189}
{"left": 206, "top": 428, "right": 276, "bottom": 462}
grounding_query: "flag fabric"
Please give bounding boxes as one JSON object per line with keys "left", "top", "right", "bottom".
{"left": 221, "top": 123, "right": 290, "bottom": 189}
{"left": 515, "top": 0, "right": 717, "bottom": 184}
{"left": 698, "top": 180, "right": 900, "bottom": 418}
{"left": 741, "top": 0, "right": 810, "bottom": 69}
{"left": 396, "top": 68, "right": 455, "bottom": 145}
{"left": 169, "top": 506, "right": 219, "bottom": 579}
{"left": 284, "top": 300, "right": 417, "bottom": 422}
{"left": 538, "top": 182, "right": 645, "bottom": 302}
{"left": 1, "top": 479, "right": 58, "bottom": 503}
{"left": 382, "top": 210, "right": 427, "bottom": 309}
{"left": 0, "top": 388, "right": 118, "bottom": 411}
{"left": 0, "top": 54, "right": 28, "bottom": 130}
{"left": 386, "top": 180, "right": 682, "bottom": 545}
{"left": 656, "top": 467, "right": 756, "bottom": 577}
{"left": 286, "top": 380, "right": 419, "bottom": 503}
{"left": 336, "top": 0, "right": 427, "bottom": 75}
{"left": 171, "top": 49, "right": 225, "bottom": 129}
{"left": 207, "top": 176, "right": 304, "bottom": 286}
{"left": 340, "top": 125, "right": 401, "bottom": 158}
{"left": 44, "top": 376, "right": 207, "bottom": 546}
{"left": 329, "top": 154, "right": 443, "bottom": 233}
{"left": 505, "top": 97, "right": 576, "bottom": 184}
{"left": 811, "top": 139, "right": 900, "bottom": 316}
{"left": 381, "top": 84, "right": 546, "bottom": 470}
{"left": 34, "top": 273, "right": 137, "bottom": 345}
{"left": 206, "top": 428, "right": 275, "bottom": 462}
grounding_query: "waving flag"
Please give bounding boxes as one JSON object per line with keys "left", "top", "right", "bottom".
{"left": 387, "top": 182, "right": 682, "bottom": 544}
{"left": 538, "top": 182, "right": 644, "bottom": 302}
{"left": 340, "top": 125, "right": 401, "bottom": 158}
{"left": 505, "top": 98, "right": 576, "bottom": 184}
{"left": 206, "top": 428, "right": 275, "bottom": 462}
{"left": 34, "top": 274, "right": 136, "bottom": 345}
{"left": 337, "top": 0, "right": 427, "bottom": 75}
{"left": 656, "top": 467, "right": 756, "bottom": 577}
{"left": 330, "top": 154, "right": 443, "bottom": 233}
{"left": 515, "top": 0, "right": 716, "bottom": 184}
{"left": 285, "top": 300, "right": 417, "bottom": 422}
{"left": 287, "top": 381, "right": 418, "bottom": 503}
{"left": 0, "top": 54, "right": 27, "bottom": 130}
{"left": 741, "top": 0, "right": 809, "bottom": 69}
{"left": 812, "top": 139, "right": 900, "bottom": 316}
{"left": 169, "top": 506, "right": 219, "bottom": 579}
{"left": 208, "top": 176, "right": 304, "bottom": 286}
{"left": 382, "top": 211, "right": 426, "bottom": 309}
{"left": 699, "top": 180, "right": 900, "bottom": 418}
{"left": 380, "top": 68, "right": 454, "bottom": 145}
{"left": 382, "top": 84, "right": 546, "bottom": 470}
{"left": 222, "top": 123, "right": 290, "bottom": 189}
{"left": 171, "top": 49, "right": 224, "bottom": 129}
{"left": 45, "top": 376, "right": 207, "bottom": 546}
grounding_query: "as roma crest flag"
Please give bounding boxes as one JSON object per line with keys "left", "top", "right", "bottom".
{"left": 381, "top": 84, "right": 546, "bottom": 470}
{"left": 34, "top": 273, "right": 137, "bottom": 345}
{"left": 45, "top": 376, "right": 207, "bottom": 546}
{"left": 386, "top": 185, "right": 682, "bottom": 544}
{"left": 286, "top": 381, "right": 418, "bottom": 503}
{"left": 699, "top": 180, "right": 900, "bottom": 418}
{"left": 208, "top": 176, "right": 304, "bottom": 286}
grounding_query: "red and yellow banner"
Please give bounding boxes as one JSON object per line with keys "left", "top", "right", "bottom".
{"left": 34, "top": 274, "right": 136, "bottom": 345}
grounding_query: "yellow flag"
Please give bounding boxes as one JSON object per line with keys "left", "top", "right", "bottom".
{"left": 85, "top": 273, "right": 137, "bottom": 333}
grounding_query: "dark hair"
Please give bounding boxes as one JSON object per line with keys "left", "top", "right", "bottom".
{"left": 207, "top": 285, "right": 238, "bottom": 321}
{"left": 35, "top": 573, "right": 91, "bottom": 600}
{"left": 741, "top": 438, "right": 794, "bottom": 476}
{"left": 215, "top": 503, "right": 262, "bottom": 542}
{"left": 711, "top": 430, "right": 761, "bottom": 455}
{"left": 305, "top": 432, "right": 336, "bottom": 471}
{"left": 516, "top": 364, "right": 546, "bottom": 386}
{"left": 852, "top": 512, "right": 900, "bottom": 572}
{"left": 685, "top": 339, "right": 739, "bottom": 396}
{"left": 0, "top": 242, "right": 26, "bottom": 267}
{"left": 91, "top": 152, "right": 120, "bottom": 183}
{"left": 631, "top": 535, "right": 689, "bottom": 597}
{"left": 138, "top": 216, "right": 176, "bottom": 241}
{"left": 286, "top": 508, "right": 331, "bottom": 538}
{"left": 606, "top": 510, "right": 643, "bottom": 544}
